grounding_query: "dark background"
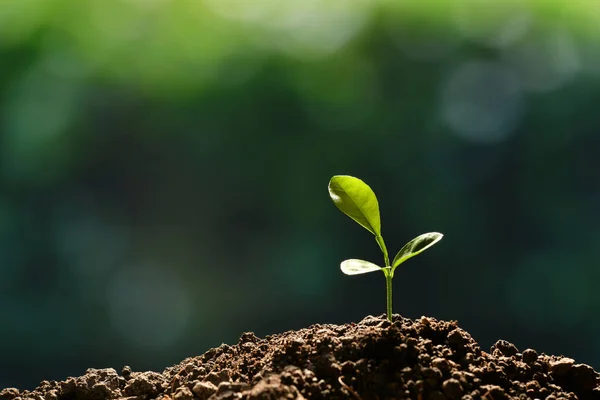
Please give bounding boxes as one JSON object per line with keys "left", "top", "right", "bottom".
{"left": 2, "top": 0, "right": 600, "bottom": 390}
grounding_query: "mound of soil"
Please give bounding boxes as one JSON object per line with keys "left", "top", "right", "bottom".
{"left": 2, "top": 315, "right": 599, "bottom": 400}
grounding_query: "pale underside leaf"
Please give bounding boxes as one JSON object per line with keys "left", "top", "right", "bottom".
{"left": 340, "top": 259, "right": 382, "bottom": 275}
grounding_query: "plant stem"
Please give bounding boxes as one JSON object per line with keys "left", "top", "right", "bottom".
{"left": 385, "top": 270, "right": 393, "bottom": 321}
{"left": 377, "top": 235, "right": 392, "bottom": 321}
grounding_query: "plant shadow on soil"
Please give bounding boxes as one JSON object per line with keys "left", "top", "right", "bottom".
{"left": 1, "top": 315, "right": 599, "bottom": 400}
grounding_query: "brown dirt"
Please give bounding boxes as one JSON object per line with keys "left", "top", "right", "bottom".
{"left": 2, "top": 315, "right": 599, "bottom": 400}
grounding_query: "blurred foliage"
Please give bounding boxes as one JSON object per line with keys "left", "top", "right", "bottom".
{"left": 2, "top": 0, "right": 600, "bottom": 390}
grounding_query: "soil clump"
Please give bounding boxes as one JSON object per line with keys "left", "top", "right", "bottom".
{"left": 2, "top": 315, "right": 598, "bottom": 399}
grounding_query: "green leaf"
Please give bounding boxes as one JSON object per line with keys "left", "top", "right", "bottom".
{"left": 340, "top": 259, "right": 382, "bottom": 275}
{"left": 391, "top": 232, "right": 443, "bottom": 270}
{"left": 328, "top": 175, "right": 381, "bottom": 237}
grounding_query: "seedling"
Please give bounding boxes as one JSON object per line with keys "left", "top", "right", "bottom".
{"left": 328, "top": 175, "right": 443, "bottom": 321}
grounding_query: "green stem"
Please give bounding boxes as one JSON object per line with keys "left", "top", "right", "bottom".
{"left": 385, "top": 269, "right": 393, "bottom": 321}
{"left": 377, "top": 235, "right": 393, "bottom": 321}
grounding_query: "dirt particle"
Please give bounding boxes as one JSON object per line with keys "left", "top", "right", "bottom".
{"left": 522, "top": 348, "right": 538, "bottom": 364}
{"left": 442, "top": 378, "right": 464, "bottom": 399}
{"left": 59, "top": 368, "right": 122, "bottom": 400}
{"left": 550, "top": 358, "right": 575, "bottom": 376}
{"left": 447, "top": 329, "right": 468, "bottom": 347}
{"left": 173, "top": 386, "right": 194, "bottom": 400}
{"left": 217, "top": 381, "right": 250, "bottom": 393}
{"left": 0, "top": 388, "right": 19, "bottom": 400}
{"left": 490, "top": 340, "right": 519, "bottom": 357}
{"left": 563, "top": 363, "right": 598, "bottom": 392}
{"left": 239, "top": 332, "right": 259, "bottom": 344}
{"left": 192, "top": 381, "right": 218, "bottom": 399}
{"left": 245, "top": 376, "right": 305, "bottom": 399}
{"left": 123, "top": 371, "right": 164, "bottom": 397}
{"left": 431, "top": 357, "right": 451, "bottom": 372}
{"left": 481, "top": 384, "right": 507, "bottom": 400}
{"left": 121, "top": 366, "right": 133, "bottom": 380}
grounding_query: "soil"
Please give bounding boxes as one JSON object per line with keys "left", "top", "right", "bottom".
{"left": 2, "top": 314, "right": 599, "bottom": 400}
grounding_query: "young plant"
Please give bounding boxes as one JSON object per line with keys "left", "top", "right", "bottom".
{"left": 328, "top": 175, "right": 443, "bottom": 321}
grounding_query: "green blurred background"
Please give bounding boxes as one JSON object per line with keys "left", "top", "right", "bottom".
{"left": 2, "top": 0, "right": 600, "bottom": 390}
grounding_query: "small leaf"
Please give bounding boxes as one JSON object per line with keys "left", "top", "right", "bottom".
{"left": 391, "top": 232, "right": 443, "bottom": 270}
{"left": 328, "top": 175, "right": 381, "bottom": 237}
{"left": 341, "top": 259, "right": 383, "bottom": 275}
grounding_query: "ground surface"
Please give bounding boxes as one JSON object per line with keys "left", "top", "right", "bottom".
{"left": 2, "top": 315, "right": 599, "bottom": 400}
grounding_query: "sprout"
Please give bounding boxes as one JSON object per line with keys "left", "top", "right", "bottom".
{"left": 328, "top": 175, "right": 443, "bottom": 321}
